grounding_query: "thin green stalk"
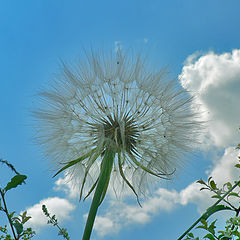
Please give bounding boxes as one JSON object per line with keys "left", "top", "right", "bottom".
{"left": 82, "top": 148, "right": 115, "bottom": 240}
{"left": 177, "top": 179, "right": 240, "bottom": 240}
{"left": 0, "top": 189, "right": 17, "bottom": 239}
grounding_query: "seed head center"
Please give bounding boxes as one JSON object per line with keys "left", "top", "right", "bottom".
{"left": 103, "top": 114, "right": 139, "bottom": 153}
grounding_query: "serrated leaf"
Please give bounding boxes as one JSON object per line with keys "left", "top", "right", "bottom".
{"left": 208, "top": 219, "right": 217, "bottom": 234}
{"left": 4, "top": 175, "right": 27, "bottom": 192}
{"left": 203, "top": 233, "right": 215, "bottom": 240}
{"left": 13, "top": 221, "right": 23, "bottom": 235}
{"left": 210, "top": 180, "right": 217, "bottom": 190}
{"left": 200, "top": 218, "right": 207, "bottom": 225}
{"left": 202, "top": 205, "right": 232, "bottom": 220}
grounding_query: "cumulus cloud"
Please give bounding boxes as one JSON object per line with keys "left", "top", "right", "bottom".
{"left": 52, "top": 49, "right": 240, "bottom": 237}
{"left": 25, "top": 197, "right": 75, "bottom": 231}
{"left": 179, "top": 49, "right": 240, "bottom": 148}
{"left": 93, "top": 147, "right": 240, "bottom": 237}
{"left": 92, "top": 188, "right": 179, "bottom": 237}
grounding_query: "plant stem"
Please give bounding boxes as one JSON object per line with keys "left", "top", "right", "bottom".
{"left": 177, "top": 179, "right": 240, "bottom": 240}
{"left": 0, "top": 189, "right": 17, "bottom": 239}
{"left": 82, "top": 148, "right": 115, "bottom": 240}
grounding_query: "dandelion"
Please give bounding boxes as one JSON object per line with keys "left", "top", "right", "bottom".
{"left": 34, "top": 49, "right": 203, "bottom": 239}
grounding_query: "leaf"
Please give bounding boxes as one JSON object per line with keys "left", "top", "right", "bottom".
{"left": 235, "top": 164, "right": 240, "bottom": 168}
{"left": 223, "top": 182, "right": 232, "bottom": 191}
{"left": 207, "top": 176, "right": 212, "bottom": 184}
{"left": 202, "top": 205, "right": 232, "bottom": 220}
{"left": 9, "top": 211, "right": 16, "bottom": 218}
{"left": 197, "top": 179, "right": 205, "bottom": 185}
{"left": 4, "top": 175, "right": 27, "bottom": 192}
{"left": 13, "top": 221, "right": 23, "bottom": 235}
{"left": 226, "top": 182, "right": 232, "bottom": 190}
{"left": 208, "top": 219, "right": 217, "bottom": 234}
{"left": 53, "top": 150, "right": 95, "bottom": 178}
{"left": 188, "top": 232, "right": 194, "bottom": 237}
{"left": 228, "top": 192, "right": 239, "bottom": 198}
{"left": 209, "top": 180, "right": 217, "bottom": 190}
{"left": 211, "top": 195, "right": 221, "bottom": 199}
{"left": 22, "top": 216, "right": 31, "bottom": 224}
{"left": 196, "top": 218, "right": 208, "bottom": 229}
{"left": 196, "top": 225, "right": 208, "bottom": 230}
{"left": 203, "top": 233, "right": 215, "bottom": 240}
{"left": 22, "top": 211, "right": 27, "bottom": 219}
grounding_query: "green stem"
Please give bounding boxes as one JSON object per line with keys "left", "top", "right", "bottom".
{"left": 177, "top": 179, "right": 240, "bottom": 240}
{"left": 0, "top": 189, "right": 17, "bottom": 239}
{"left": 82, "top": 148, "right": 115, "bottom": 240}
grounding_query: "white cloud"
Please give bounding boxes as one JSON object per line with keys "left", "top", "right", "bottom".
{"left": 54, "top": 176, "right": 79, "bottom": 199}
{"left": 179, "top": 49, "right": 240, "bottom": 148}
{"left": 25, "top": 197, "right": 75, "bottom": 231}
{"left": 92, "top": 188, "right": 180, "bottom": 237}
{"left": 93, "top": 147, "right": 239, "bottom": 237}
{"left": 52, "top": 49, "right": 240, "bottom": 237}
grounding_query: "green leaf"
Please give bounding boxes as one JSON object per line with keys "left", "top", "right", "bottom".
{"left": 203, "top": 233, "right": 215, "bottom": 240}
{"left": 235, "top": 164, "right": 240, "bottom": 168}
{"left": 202, "top": 205, "right": 232, "bottom": 220}
{"left": 53, "top": 150, "right": 95, "bottom": 178}
{"left": 4, "top": 175, "right": 27, "bottom": 192}
{"left": 197, "top": 179, "right": 205, "bottom": 185}
{"left": 207, "top": 177, "right": 213, "bottom": 184}
{"left": 224, "top": 182, "right": 232, "bottom": 191}
{"left": 13, "top": 221, "right": 23, "bottom": 235}
{"left": 209, "top": 180, "right": 217, "bottom": 190}
{"left": 208, "top": 219, "right": 217, "bottom": 234}
{"left": 196, "top": 219, "right": 208, "bottom": 230}
{"left": 228, "top": 192, "right": 239, "bottom": 198}
{"left": 22, "top": 216, "right": 31, "bottom": 224}
{"left": 196, "top": 225, "right": 208, "bottom": 230}
{"left": 211, "top": 195, "right": 221, "bottom": 199}
{"left": 200, "top": 187, "right": 209, "bottom": 191}
{"left": 188, "top": 232, "right": 194, "bottom": 237}
{"left": 9, "top": 211, "right": 16, "bottom": 218}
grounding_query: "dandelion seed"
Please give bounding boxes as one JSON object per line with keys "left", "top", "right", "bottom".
{"left": 33, "top": 49, "right": 203, "bottom": 239}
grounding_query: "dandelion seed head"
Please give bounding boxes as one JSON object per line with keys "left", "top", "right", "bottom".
{"left": 34, "top": 49, "right": 203, "bottom": 199}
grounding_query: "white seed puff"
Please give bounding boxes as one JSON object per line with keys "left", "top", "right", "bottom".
{"left": 33, "top": 49, "right": 203, "bottom": 200}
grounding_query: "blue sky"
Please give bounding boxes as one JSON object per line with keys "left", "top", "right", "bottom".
{"left": 1, "top": 1, "right": 240, "bottom": 239}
